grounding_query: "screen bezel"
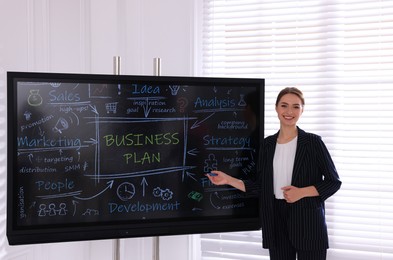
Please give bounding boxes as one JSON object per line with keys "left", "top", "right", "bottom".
{"left": 7, "top": 71, "right": 264, "bottom": 245}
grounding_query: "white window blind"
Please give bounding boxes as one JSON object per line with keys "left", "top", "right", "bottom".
{"left": 196, "top": 1, "right": 393, "bottom": 260}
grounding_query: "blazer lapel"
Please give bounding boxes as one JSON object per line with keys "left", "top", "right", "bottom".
{"left": 291, "top": 127, "right": 308, "bottom": 184}
{"left": 263, "top": 132, "right": 278, "bottom": 194}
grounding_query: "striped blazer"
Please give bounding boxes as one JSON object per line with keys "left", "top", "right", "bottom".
{"left": 244, "top": 127, "right": 341, "bottom": 250}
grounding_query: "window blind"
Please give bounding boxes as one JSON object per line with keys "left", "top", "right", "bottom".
{"left": 196, "top": 0, "right": 393, "bottom": 259}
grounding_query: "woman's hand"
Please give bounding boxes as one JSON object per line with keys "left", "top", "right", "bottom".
{"left": 281, "top": 185, "right": 319, "bottom": 203}
{"left": 206, "top": 170, "right": 230, "bottom": 185}
{"left": 281, "top": 186, "right": 302, "bottom": 203}
{"left": 206, "top": 170, "right": 246, "bottom": 192}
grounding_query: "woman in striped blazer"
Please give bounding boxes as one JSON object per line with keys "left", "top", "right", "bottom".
{"left": 207, "top": 87, "right": 341, "bottom": 260}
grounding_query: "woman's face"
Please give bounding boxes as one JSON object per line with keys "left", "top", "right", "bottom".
{"left": 275, "top": 93, "right": 304, "bottom": 127}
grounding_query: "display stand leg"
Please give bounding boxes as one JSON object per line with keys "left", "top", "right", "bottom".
{"left": 112, "top": 56, "right": 121, "bottom": 260}
{"left": 114, "top": 56, "right": 121, "bottom": 75}
{"left": 113, "top": 239, "right": 120, "bottom": 260}
{"left": 111, "top": 57, "right": 162, "bottom": 260}
{"left": 152, "top": 58, "right": 161, "bottom": 260}
{"left": 153, "top": 237, "right": 160, "bottom": 260}
{"left": 154, "top": 58, "right": 161, "bottom": 76}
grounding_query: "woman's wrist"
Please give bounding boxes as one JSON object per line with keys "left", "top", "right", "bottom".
{"left": 229, "top": 177, "right": 245, "bottom": 192}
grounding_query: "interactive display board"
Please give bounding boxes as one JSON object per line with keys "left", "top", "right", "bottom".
{"left": 7, "top": 72, "right": 264, "bottom": 245}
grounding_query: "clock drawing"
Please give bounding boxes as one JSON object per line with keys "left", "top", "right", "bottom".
{"left": 116, "top": 182, "right": 136, "bottom": 201}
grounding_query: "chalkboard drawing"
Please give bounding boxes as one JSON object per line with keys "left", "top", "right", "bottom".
{"left": 37, "top": 203, "right": 68, "bottom": 217}
{"left": 105, "top": 102, "right": 118, "bottom": 114}
{"left": 58, "top": 203, "right": 67, "bottom": 216}
{"left": 153, "top": 187, "right": 162, "bottom": 198}
{"left": 238, "top": 94, "right": 247, "bottom": 107}
{"left": 83, "top": 161, "right": 89, "bottom": 171}
{"left": 49, "top": 82, "right": 61, "bottom": 88}
{"left": 82, "top": 209, "right": 99, "bottom": 216}
{"left": 48, "top": 203, "right": 57, "bottom": 216}
{"left": 29, "top": 201, "right": 36, "bottom": 210}
{"left": 188, "top": 191, "right": 203, "bottom": 202}
{"left": 161, "top": 188, "right": 173, "bottom": 201}
{"left": 89, "top": 83, "right": 112, "bottom": 98}
{"left": 38, "top": 204, "right": 47, "bottom": 217}
{"left": 53, "top": 117, "right": 69, "bottom": 134}
{"left": 169, "top": 85, "right": 180, "bottom": 95}
{"left": 27, "top": 89, "right": 43, "bottom": 106}
{"left": 152, "top": 187, "right": 173, "bottom": 201}
{"left": 210, "top": 192, "right": 222, "bottom": 210}
{"left": 23, "top": 111, "right": 32, "bottom": 121}
{"left": 117, "top": 182, "right": 136, "bottom": 201}
{"left": 177, "top": 97, "right": 188, "bottom": 113}
{"left": 28, "top": 154, "right": 33, "bottom": 163}
{"left": 203, "top": 154, "right": 218, "bottom": 173}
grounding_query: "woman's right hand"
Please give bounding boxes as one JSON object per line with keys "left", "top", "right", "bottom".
{"left": 206, "top": 170, "right": 246, "bottom": 192}
{"left": 206, "top": 170, "right": 230, "bottom": 185}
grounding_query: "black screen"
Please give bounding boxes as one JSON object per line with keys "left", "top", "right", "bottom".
{"left": 7, "top": 72, "right": 264, "bottom": 245}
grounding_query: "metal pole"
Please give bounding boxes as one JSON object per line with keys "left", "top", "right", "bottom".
{"left": 152, "top": 57, "right": 161, "bottom": 260}
{"left": 113, "top": 239, "right": 120, "bottom": 260}
{"left": 153, "top": 237, "right": 160, "bottom": 260}
{"left": 114, "top": 56, "right": 121, "bottom": 75}
{"left": 113, "top": 55, "right": 121, "bottom": 260}
{"left": 153, "top": 58, "right": 161, "bottom": 76}
{"left": 111, "top": 57, "right": 161, "bottom": 260}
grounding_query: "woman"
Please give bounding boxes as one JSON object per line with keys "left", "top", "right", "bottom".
{"left": 207, "top": 87, "right": 341, "bottom": 260}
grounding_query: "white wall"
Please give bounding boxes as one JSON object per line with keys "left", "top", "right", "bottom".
{"left": 0, "top": 0, "right": 196, "bottom": 259}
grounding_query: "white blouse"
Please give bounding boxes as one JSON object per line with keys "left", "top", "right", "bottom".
{"left": 273, "top": 136, "right": 298, "bottom": 199}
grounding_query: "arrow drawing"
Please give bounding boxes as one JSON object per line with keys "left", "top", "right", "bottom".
{"left": 84, "top": 138, "right": 98, "bottom": 146}
{"left": 89, "top": 104, "right": 99, "bottom": 115}
{"left": 73, "top": 180, "right": 114, "bottom": 201}
{"left": 187, "top": 148, "right": 199, "bottom": 156}
{"left": 72, "top": 200, "right": 79, "bottom": 216}
{"left": 39, "top": 127, "right": 45, "bottom": 137}
{"left": 183, "top": 171, "right": 197, "bottom": 182}
{"left": 141, "top": 177, "right": 148, "bottom": 197}
{"left": 142, "top": 98, "right": 152, "bottom": 118}
{"left": 28, "top": 153, "right": 33, "bottom": 163}
{"left": 191, "top": 113, "right": 215, "bottom": 129}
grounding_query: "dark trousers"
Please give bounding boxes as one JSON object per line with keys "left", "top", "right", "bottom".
{"left": 269, "top": 199, "right": 327, "bottom": 260}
